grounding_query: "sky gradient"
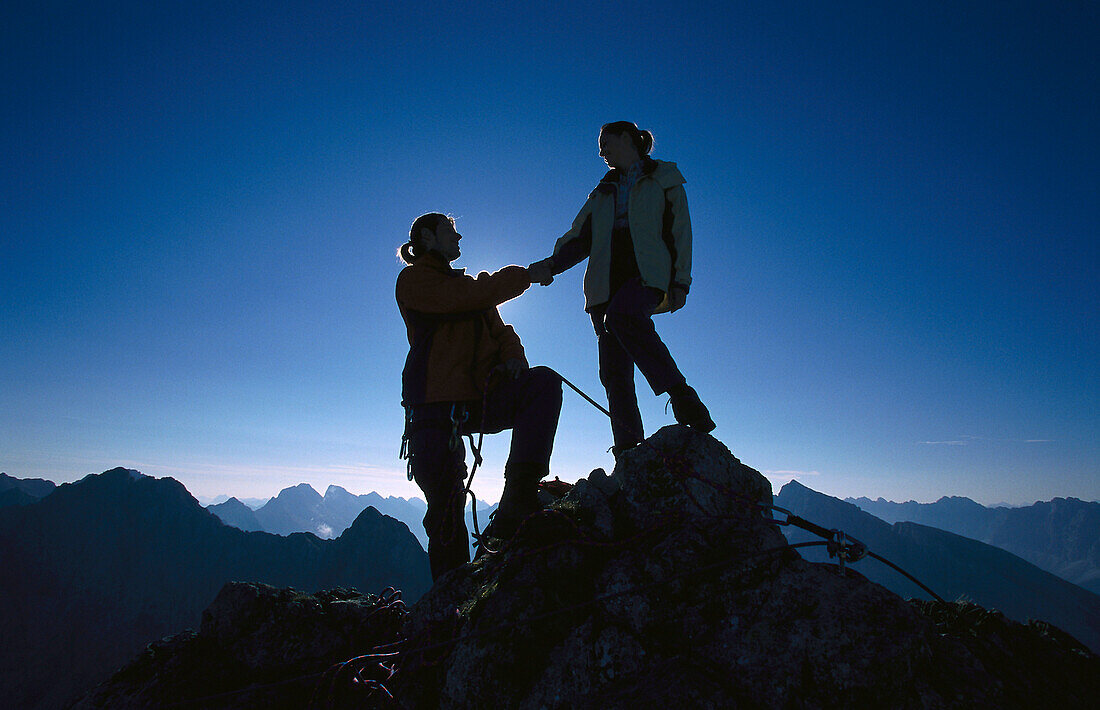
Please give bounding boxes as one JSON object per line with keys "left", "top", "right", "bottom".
{"left": 2, "top": 1, "right": 1097, "bottom": 506}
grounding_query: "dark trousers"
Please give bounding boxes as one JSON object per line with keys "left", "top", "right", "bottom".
{"left": 406, "top": 366, "right": 563, "bottom": 579}
{"left": 590, "top": 277, "right": 686, "bottom": 451}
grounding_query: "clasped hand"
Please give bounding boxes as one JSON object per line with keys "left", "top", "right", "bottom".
{"left": 527, "top": 258, "right": 555, "bottom": 286}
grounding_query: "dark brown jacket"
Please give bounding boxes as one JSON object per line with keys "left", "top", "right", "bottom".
{"left": 397, "top": 254, "right": 530, "bottom": 405}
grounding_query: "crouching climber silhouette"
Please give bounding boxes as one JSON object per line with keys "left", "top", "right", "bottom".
{"left": 397, "top": 212, "right": 562, "bottom": 580}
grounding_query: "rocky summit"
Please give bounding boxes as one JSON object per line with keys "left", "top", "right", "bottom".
{"left": 81, "top": 426, "right": 1099, "bottom": 709}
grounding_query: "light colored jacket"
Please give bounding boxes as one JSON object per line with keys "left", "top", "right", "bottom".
{"left": 551, "top": 158, "right": 692, "bottom": 312}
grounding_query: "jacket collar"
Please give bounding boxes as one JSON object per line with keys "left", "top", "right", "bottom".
{"left": 418, "top": 252, "right": 465, "bottom": 276}
{"left": 595, "top": 156, "right": 659, "bottom": 193}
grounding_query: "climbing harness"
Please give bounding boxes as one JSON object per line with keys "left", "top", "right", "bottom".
{"left": 398, "top": 383, "right": 493, "bottom": 551}
{"left": 448, "top": 403, "right": 468, "bottom": 452}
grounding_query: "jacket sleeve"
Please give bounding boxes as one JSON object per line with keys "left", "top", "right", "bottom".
{"left": 397, "top": 265, "right": 530, "bottom": 314}
{"left": 549, "top": 197, "right": 595, "bottom": 275}
{"left": 485, "top": 309, "right": 527, "bottom": 366}
{"left": 666, "top": 184, "right": 693, "bottom": 291}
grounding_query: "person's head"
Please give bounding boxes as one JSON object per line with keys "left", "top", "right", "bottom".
{"left": 399, "top": 212, "right": 461, "bottom": 264}
{"left": 598, "top": 121, "right": 654, "bottom": 170}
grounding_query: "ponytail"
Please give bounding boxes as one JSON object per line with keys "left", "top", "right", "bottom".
{"left": 398, "top": 242, "right": 418, "bottom": 264}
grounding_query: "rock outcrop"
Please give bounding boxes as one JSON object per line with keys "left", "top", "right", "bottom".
{"left": 77, "top": 428, "right": 1100, "bottom": 708}
{"left": 387, "top": 426, "right": 1097, "bottom": 708}
{"left": 75, "top": 582, "right": 408, "bottom": 709}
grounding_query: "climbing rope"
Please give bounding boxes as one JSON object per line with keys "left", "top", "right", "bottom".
{"left": 541, "top": 367, "right": 944, "bottom": 602}
{"left": 763, "top": 503, "right": 868, "bottom": 568}
{"left": 556, "top": 370, "right": 612, "bottom": 419}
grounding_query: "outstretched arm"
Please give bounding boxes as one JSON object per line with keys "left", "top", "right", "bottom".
{"left": 539, "top": 197, "right": 596, "bottom": 283}
{"left": 397, "top": 265, "right": 532, "bottom": 314}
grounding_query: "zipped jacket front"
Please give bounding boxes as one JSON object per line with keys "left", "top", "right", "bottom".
{"left": 551, "top": 158, "right": 693, "bottom": 312}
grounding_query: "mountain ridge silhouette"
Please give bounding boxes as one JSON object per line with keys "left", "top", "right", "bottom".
{"left": 0, "top": 467, "right": 430, "bottom": 710}
{"left": 76, "top": 427, "right": 1098, "bottom": 708}
{"left": 846, "top": 490, "right": 1100, "bottom": 594}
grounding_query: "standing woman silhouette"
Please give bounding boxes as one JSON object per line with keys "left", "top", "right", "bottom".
{"left": 529, "top": 121, "right": 714, "bottom": 456}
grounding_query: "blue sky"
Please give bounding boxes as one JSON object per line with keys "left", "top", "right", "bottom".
{"left": 2, "top": 1, "right": 1096, "bottom": 506}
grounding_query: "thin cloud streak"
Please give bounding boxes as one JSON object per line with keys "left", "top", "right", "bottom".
{"left": 918, "top": 436, "right": 1055, "bottom": 446}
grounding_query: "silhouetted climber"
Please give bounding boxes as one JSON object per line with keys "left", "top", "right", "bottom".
{"left": 528, "top": 121, "right": 714, "bottom": 457}
{"left": 397, "top": 213, "right": 563, "bottom": 580}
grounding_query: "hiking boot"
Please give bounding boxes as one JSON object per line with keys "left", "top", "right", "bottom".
{"left": 480, "top": 507, "right": 520, "bottom": 542}
{"left": 668, "top": 383, "right": 716, "bottom": 433}
{"left": 608, "top": 441, "right": 640, "bottom": 462}
{"left": 473, "top": 518, "right": 502, "bottom": 559}
{"left": 483, "top": 462, "right": 546, "bottom": 542}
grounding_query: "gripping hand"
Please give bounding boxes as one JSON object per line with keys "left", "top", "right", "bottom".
{"left": 527, "top": 258, "right": 555, "bottom": 286}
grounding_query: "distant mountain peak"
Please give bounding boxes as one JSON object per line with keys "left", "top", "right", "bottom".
{"left": 0, "top": 472, "right": 57, "bottom": 502}
{"left": 932, "top": 495, "right": 982, "bottom": 506}
{"left": 777, "top": 479, "right": 811, "bottom": 493}
{"left": 274, "top": 483, "right": 322, "bottom": 501}
{"left": 99, "top": 467, "right": 148, "bottom": 481}
{"left": 323, "top": 485, "right": 357, "bottom": 502}
{"left": 54, "top": 468, "right": 189, "bottom": 501}
{"left": 336, "top": 506, "right": 387, "bottom": 542}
